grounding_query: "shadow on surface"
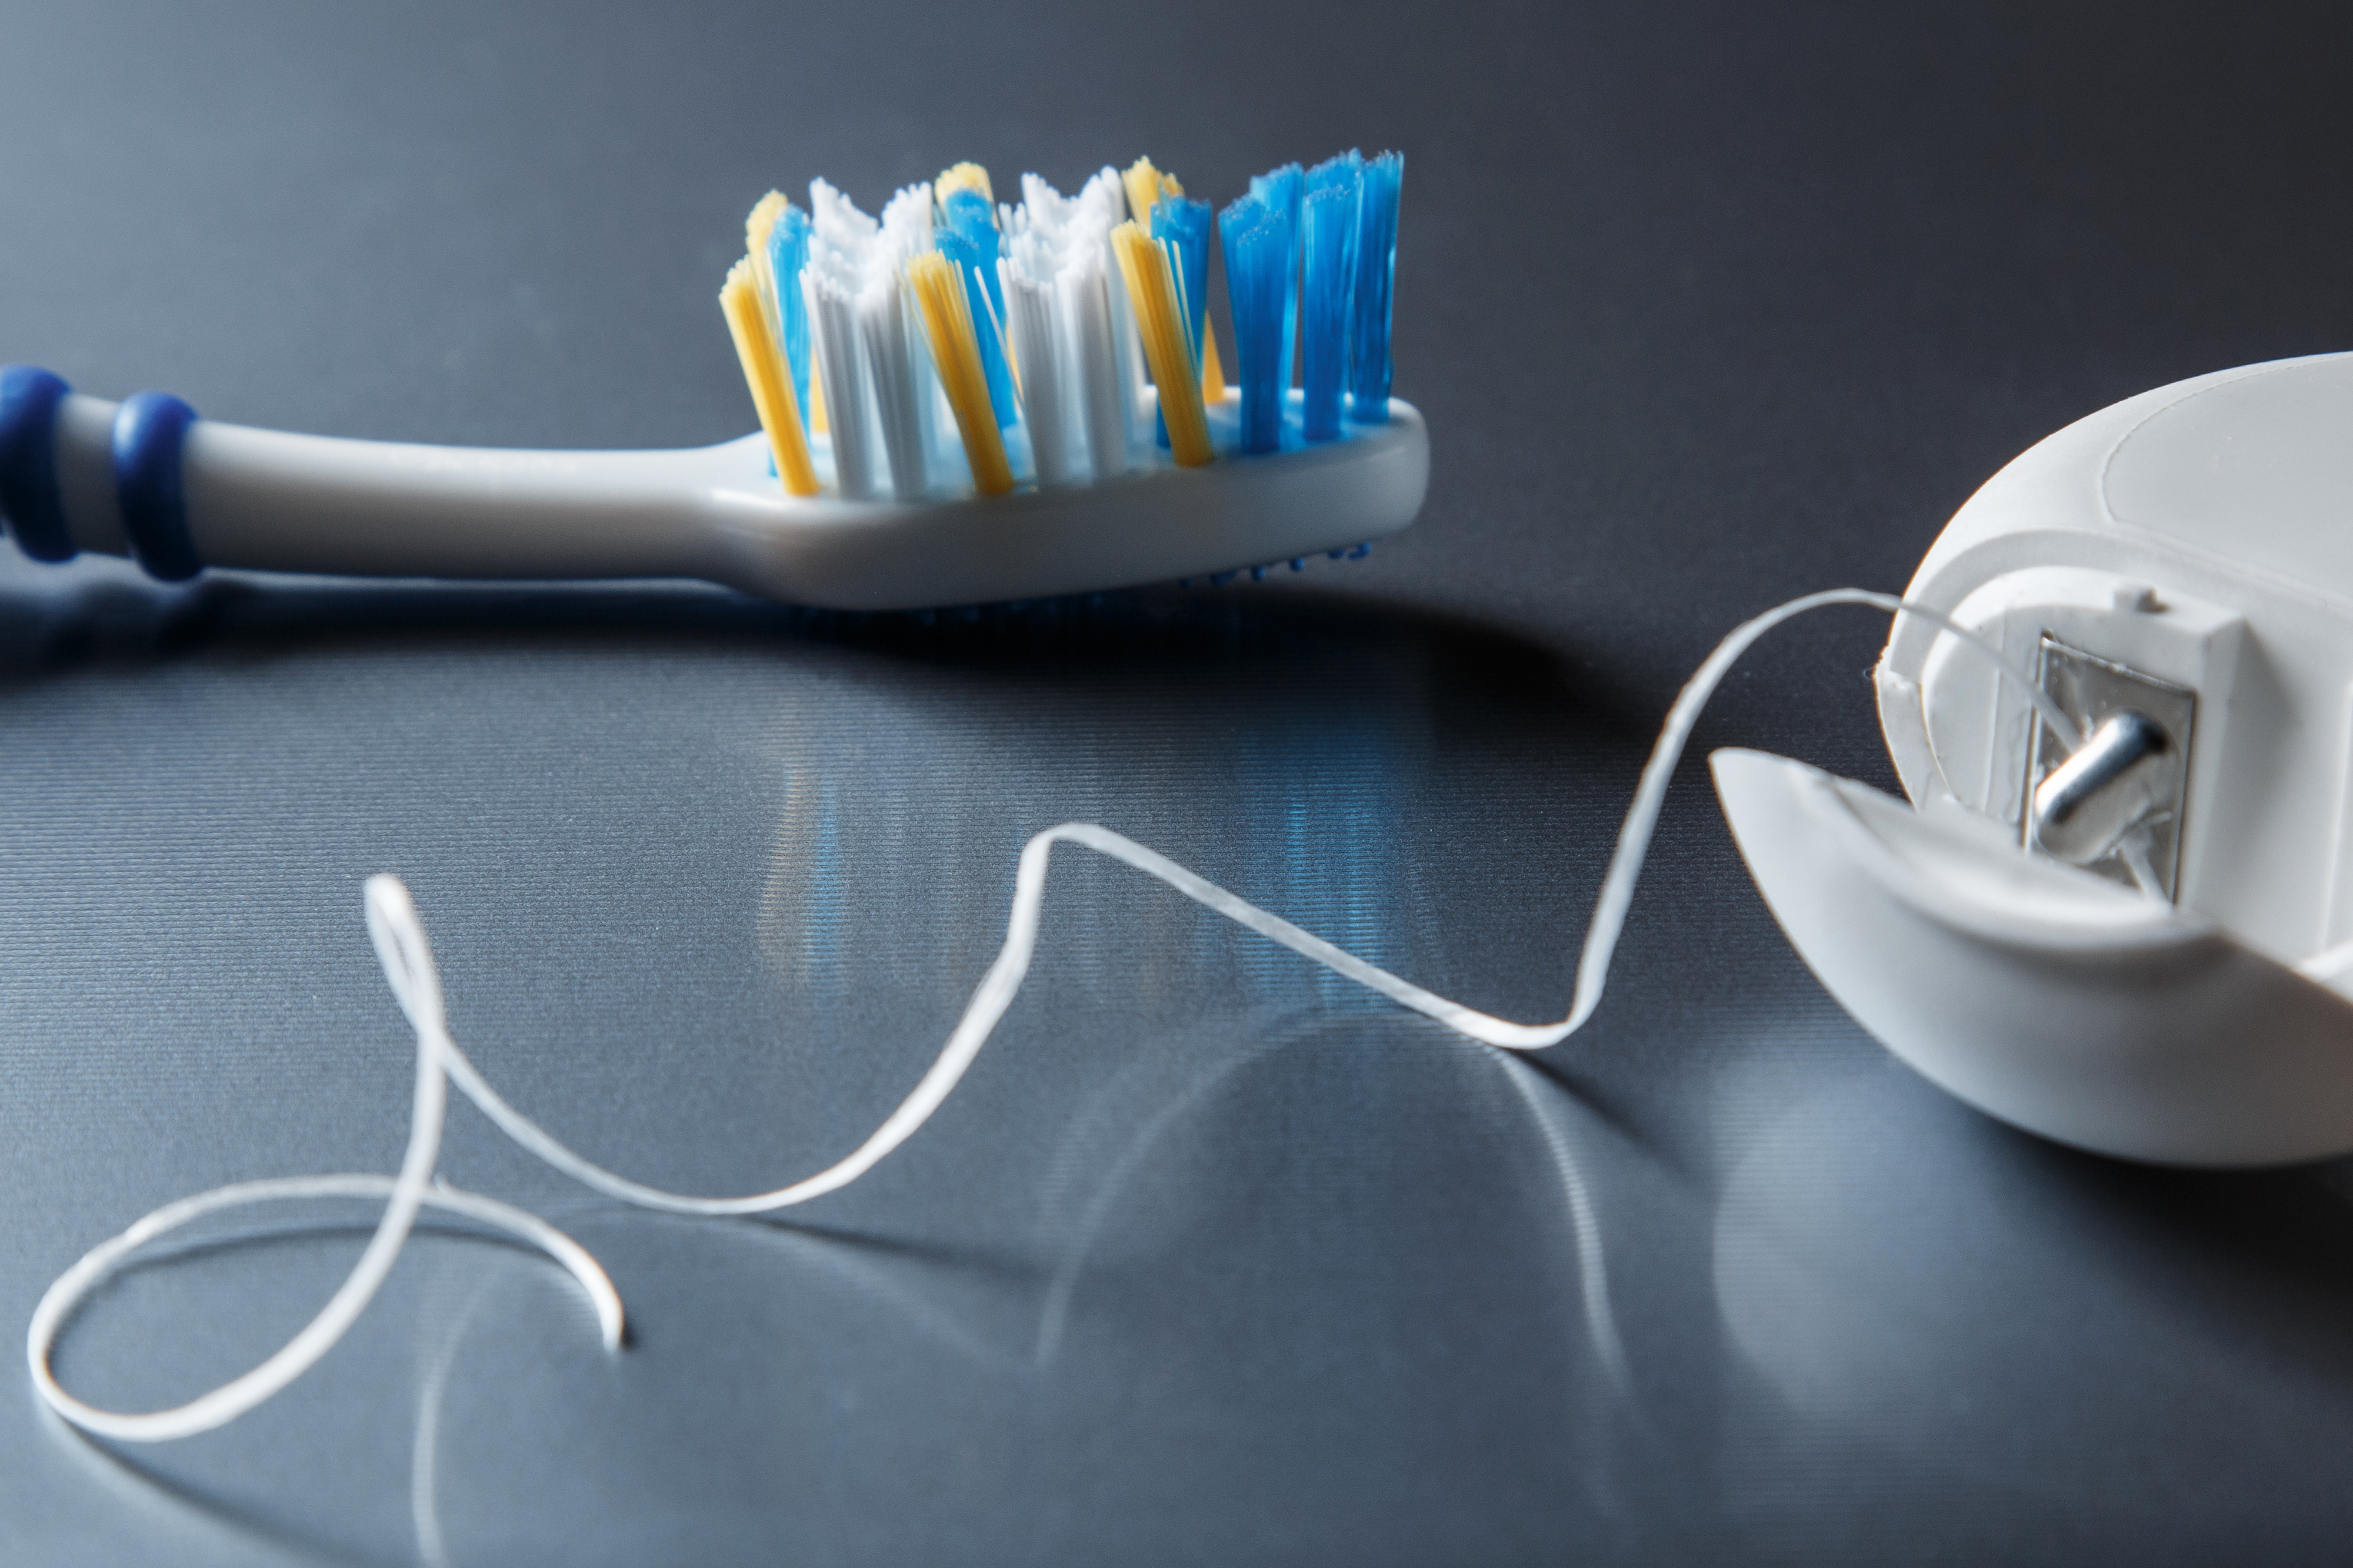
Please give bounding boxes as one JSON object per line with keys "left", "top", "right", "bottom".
{"left": 0, "top": 558, "right": 1651, "bottom": 729}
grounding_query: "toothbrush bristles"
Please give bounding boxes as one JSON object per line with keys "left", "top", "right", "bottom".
{"left": 805, "top": 262, "right": 878, "bottom": 501}
{"left": 1247, "top": 162, "right": 1304, "bottom": 398}
{"left": 935, "top": 161, "right": 995, "bottom": 211}
{"left": 972, "top": 263, "right": 1022, "bottom": 421}
{"left": 1111, "top": 221, "right": 1213, "bottom": 468}
{"left": 1162, "top": 238, "right": 1193, "bottom": 363}
{"left": 1121, "top": 156, "right": 1178, "bottom": 228}
{"left": 935, "top": 183, "right": 1020, "bottom": 429}
{"left": 1219, "top": 189, "right": 1292, "bottom": 455}
{"left": 720, "top": 148, "right": 1398, "bottom": 502}
{"left": 1349, "top": 152, "right": 1404, "bottom": 423}
{"left": 1300, "top": 152, "right": 1363, "bottom": 443}
{"left": 745, "top": 191, "right": 791, "bottom": 392}
{"left": 720, "top": 259, "right": 820, "bottom": 496}
{"left": 762, "top": 203, "right": 815, "bottom": 428}
{"left": 859, "top": 269, "right": 931, "bottom": 502}
{"left": 907, "top": 252, "right": 1015, "bottom": 496}
{"left": 1146, "top": 196, "right": 1215, "bottom": 452}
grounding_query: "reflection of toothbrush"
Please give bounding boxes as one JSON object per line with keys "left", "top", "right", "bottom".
{"left": 0, "top": 152, "right": 1423, "bottom": 610}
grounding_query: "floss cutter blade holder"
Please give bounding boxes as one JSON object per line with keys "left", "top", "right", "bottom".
{"left": 1713, "top": 352, "right": 2353, "bottom": 1166}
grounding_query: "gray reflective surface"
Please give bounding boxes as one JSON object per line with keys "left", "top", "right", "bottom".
{"left": 6, "top": 2, "right": 2353, "bottom": 1563}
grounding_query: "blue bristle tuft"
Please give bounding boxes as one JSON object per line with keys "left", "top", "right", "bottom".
{"left": 1349, "top": 152, "right": 1403, "bottom": 423}
{"left": 766, "top": 206, "right": 815, "bottom": 428}
{"left": 1218, "top": 191, "right": 1292, "bottom": 455}
{"left": 1289, "top": 558, "right": 1305, "bottom": 572}
{"left": 1150, "top": 198, "right": 1214, "bottom": 361}
{"left": 1248, "top": 163, "right": 1304, "bottom": 397}
{"left": 936, "top": 189, "right": 1018, "bottom": 429}
{"left": 1300, "top": 151, "right": 1362, "bottom": 443}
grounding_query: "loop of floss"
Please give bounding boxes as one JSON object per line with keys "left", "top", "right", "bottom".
{"left": 27, "top": 588, "right": 2069, "bottom": 1442}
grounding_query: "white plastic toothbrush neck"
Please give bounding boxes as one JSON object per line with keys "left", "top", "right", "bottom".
{"left": 46, "top": 391, "right": 741, "bottom": 582}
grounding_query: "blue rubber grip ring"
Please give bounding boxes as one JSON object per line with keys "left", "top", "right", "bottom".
{"left": 0, "top": 365, "right": 78, "bottom": 563}
{"left": 112, "top": 392, "right": 204, "bottom": 582}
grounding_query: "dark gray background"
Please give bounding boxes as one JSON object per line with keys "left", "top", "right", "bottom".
{"left": 5, "top": 2, "right": 2352, "bottom": 1563}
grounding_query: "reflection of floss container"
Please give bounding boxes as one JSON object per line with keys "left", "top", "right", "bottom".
{"left": 1715, "top": 353, "right": 2353, "bottom": 1166}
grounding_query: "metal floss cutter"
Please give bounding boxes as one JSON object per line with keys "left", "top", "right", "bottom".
{"left": 1712, "top": 352, "right": 2353, "bottom": 1166}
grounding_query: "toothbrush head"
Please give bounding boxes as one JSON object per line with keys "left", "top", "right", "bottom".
{"left": 695, "top": 396, "right": 1428, "bottom": 609}
{"left": 698, "top": 152, "right": 1425, "bottom": 605}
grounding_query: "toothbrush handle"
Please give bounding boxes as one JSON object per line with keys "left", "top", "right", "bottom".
{"left": 15, "top": 380, "right": 739, "bottom": 584}
{"left": 181, "top": 415, "right": 736, "bottom": 581}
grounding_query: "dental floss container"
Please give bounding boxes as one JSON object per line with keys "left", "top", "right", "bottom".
{"left": 1714, "top": 351, "right": 2353, "bottom": 1167}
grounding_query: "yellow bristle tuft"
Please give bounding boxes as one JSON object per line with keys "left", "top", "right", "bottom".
{"left": 720, "top": 259, "right": 819, "bottom": 498}
{"left": 1122, "top": 157, "right": 1164, "bottom": 225}
{"left": 1110, "top": 221, "right": 1213, "bottom": 468}
{"left": 745, "top": 190, "right": 788, "bottom": 255}
{"left": 745, "top": 191, "right": 789, "bottom": 359}
{"left": 906, "top": 252, "right": 1014, "bottom": 496}
{"left": 1119, "top": 161, "right": 1217, "bottom": 402}
{"left": 808, "top": 365, "right": 828, "bottom": 434}
{"left": 934, "top": 161, "right": 995, "bottom": 212}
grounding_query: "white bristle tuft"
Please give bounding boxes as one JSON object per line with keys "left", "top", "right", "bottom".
{"left": 879, "top": 184, "right": 934, "bottom": 257}
{"left": 878, "top": 184, "right": 949, "bottom": 487}
{"left": 1086, "top": 171, "right": 1148, "bottom": 462}
{"left": 808, "top": 178, "right": 879, "bottom": 251}
{"left": 804, "top": 260, "right": 877, "bottom": 500}
{"left": 1000, "top": 249, "right": 1074, "bottom": 485}
{"left": 999, "top": 169, "right": 1136, "bottom": 482}
{"left": 804, "top": 182, "right": 890, "bottom": 500}
{"left": 859, "top": 270, "right": 931, "bottom": 501}
{"left": 800, "top": 181, "right": 950, "bottom": 501}
{"left": 1064, "top": 258, "right": 1128, "bottom": 481}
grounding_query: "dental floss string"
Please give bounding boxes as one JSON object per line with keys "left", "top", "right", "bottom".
{"left": 28, "top": 588, "right": 2072, "bottom": 1442}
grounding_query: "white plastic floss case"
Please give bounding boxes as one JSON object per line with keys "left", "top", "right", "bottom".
{"left": 1716, "top": 351, "right": 2353, "bottom": 1167}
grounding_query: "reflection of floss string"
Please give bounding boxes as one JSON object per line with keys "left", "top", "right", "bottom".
{"left": 28, "top": 588, "right": 2081, "bottom": 1442}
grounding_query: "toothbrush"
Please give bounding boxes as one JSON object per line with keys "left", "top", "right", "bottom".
{"left": 0, "top": 152, "right": 1422, "bottom": 612}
